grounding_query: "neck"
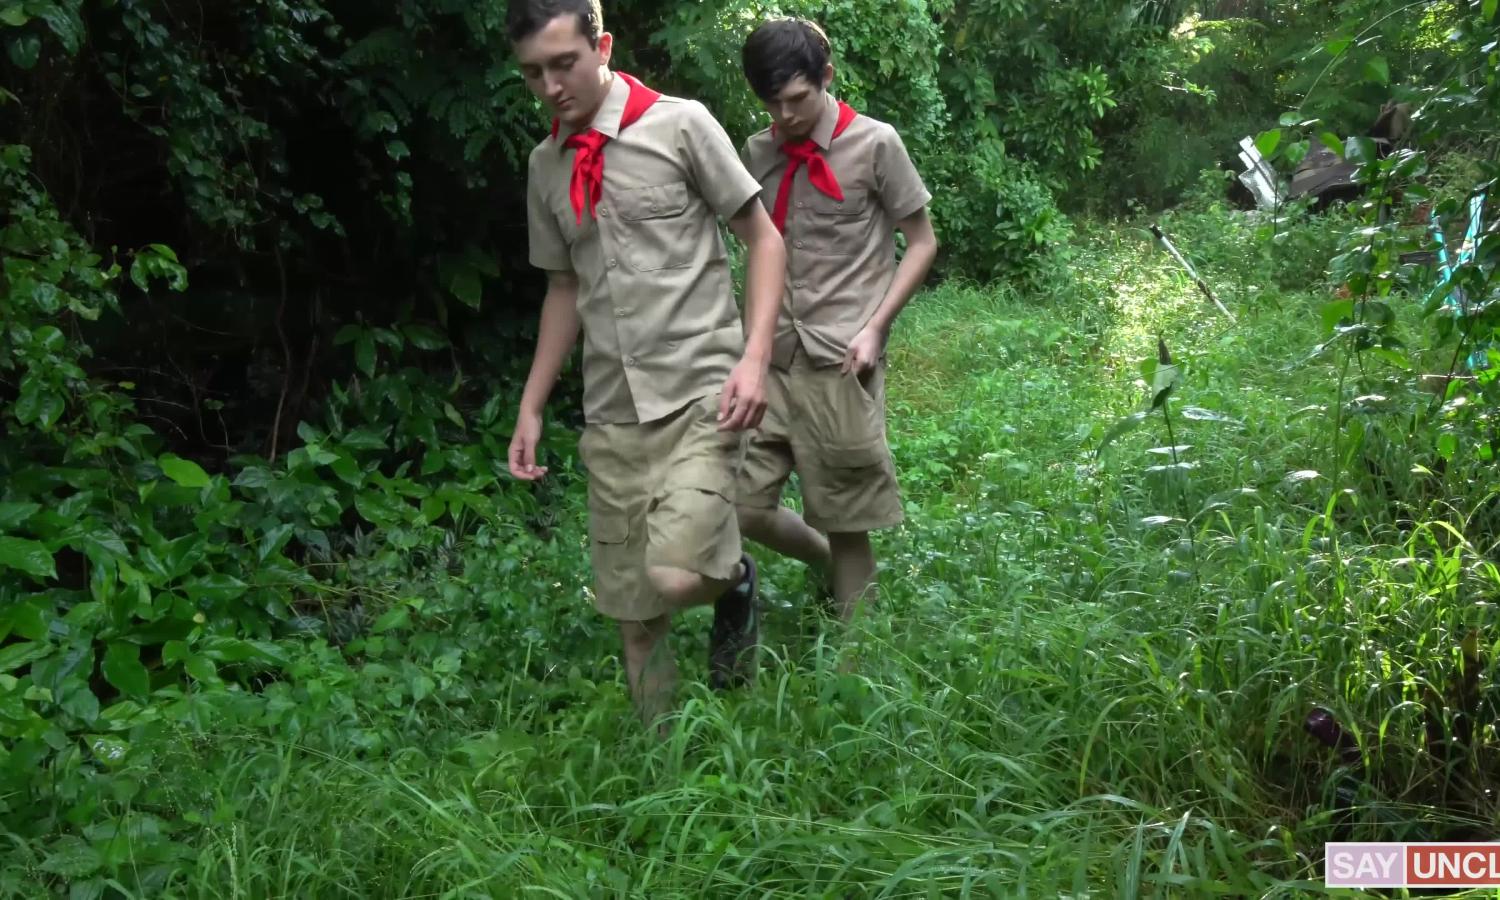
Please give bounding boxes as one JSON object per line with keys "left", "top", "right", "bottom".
{"left": 573, "top": 69, "right": 613, "bottom": 130}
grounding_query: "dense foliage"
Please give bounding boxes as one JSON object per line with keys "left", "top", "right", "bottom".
{"left": 2, "top": 0, "right": 1499, "bottom": 894}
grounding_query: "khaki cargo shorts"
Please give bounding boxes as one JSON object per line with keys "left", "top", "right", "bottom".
{"left": 738, "top": 348, "right": 903, "bottom": 534}
{"left": 578, "top": 394, "right": 746, "bottom": 622}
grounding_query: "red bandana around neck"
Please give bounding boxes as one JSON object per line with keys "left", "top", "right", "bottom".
{"left": 551, "top": 72, "right": 661, "bottom": 225}
{"left": 771, "top": 100, "right": 858, "bottom": 233}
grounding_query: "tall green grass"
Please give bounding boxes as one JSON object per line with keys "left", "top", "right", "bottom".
{"left": 19, "top": 208, "right": 1500, "bottom": 898}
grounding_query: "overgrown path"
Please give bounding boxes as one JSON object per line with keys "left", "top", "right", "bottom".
{"left": 22, "top": 214, "right": 1491, "bottom": 897}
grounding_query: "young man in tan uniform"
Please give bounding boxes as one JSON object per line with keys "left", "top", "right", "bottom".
{"left": 505, "top": 0, "right": 786, "bottom": 728}
{"left": 736, "top": 18, "right": 938, "bottom": 623}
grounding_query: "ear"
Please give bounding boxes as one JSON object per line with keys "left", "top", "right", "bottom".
{"left": 598, "top": 31, "right": 613, "bottom": 66}
{"left": 822, "top": 63, "right": 835, "bottom": 91}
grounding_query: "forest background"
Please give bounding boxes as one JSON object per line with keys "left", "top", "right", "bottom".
{"left": 3, "top": 0, "right": 1500, "bottom": 895}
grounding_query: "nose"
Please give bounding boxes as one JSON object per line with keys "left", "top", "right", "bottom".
{"left": 543, "top": 75, "right": 565, "bottom": 101}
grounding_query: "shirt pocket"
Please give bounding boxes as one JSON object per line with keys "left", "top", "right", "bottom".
{"left": 616, "top": 181, "right": 695, "bottom": 271}
{"left": 806, "top": 187, "right": 870, "bottom": 256}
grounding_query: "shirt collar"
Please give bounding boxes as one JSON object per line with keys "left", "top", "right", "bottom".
{"left": 808, "top": 92, "right": 839, "bottom": 150}
{"left": 555, "top": 70, "right": 629, "bottom": 148}
{"left": 773, "top": 91, "right": 839, "bottom": 150}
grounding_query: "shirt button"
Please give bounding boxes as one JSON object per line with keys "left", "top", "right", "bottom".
{"left": 600, "top": 207, "right": 609, "bottom": 217}
{"left": 794, "top": 281, "right": 806, "bottom": 288}
{"left": 794, "top": 319, "right": 804, "bottom": 328}
{"left": 794, "top": 240, "right": 804, "bottom": 249}
{"left": 614, "top": 307, "right": 626, "bottom": 316}
{"left": 624, "top": 356, "right": 636, "bottom": 367}
{"left": 608, "top": 258, "right": 618, "bottom": 268}
{"left": 796, "top": 201, "right": 805, "bottom": 209}
{"left": 650, "top": 203, "right": 659, "bottom": 212}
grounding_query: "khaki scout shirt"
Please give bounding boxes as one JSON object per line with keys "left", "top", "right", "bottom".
{"left": 742, "top": 95, "right": 932, "bottom": 370}
{"left": 526, "top": 73, "right": 763, "bottom": 425}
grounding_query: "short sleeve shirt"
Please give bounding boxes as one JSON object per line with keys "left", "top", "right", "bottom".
{"left": 527, "top": 73, "right": 763, "bottom": 424}
{"left": 741, "top": 95, "right": 931, "bottom": 369}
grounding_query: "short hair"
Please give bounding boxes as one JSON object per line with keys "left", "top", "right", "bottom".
{"left": 506, "top": 0, "right": 603, "bottom": 48}
{"left": 742, "top": 17, "right": 832, "bottom": 101}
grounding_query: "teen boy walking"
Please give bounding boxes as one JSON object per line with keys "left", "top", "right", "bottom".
{"left": 505, "top": 0, "right": 787, "bottom": 729}
{"left": 735, "top": 17, "right": 938, "bottom": 624}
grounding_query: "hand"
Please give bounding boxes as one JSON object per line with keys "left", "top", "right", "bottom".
{"left": 842, "top": 326, "right": 885, "bottom": 375}
{"left": 717, "top": 357, "right": 769, "bottom": 432}
{"left": 508, "top": 409, "right": 549, "bottom": 480}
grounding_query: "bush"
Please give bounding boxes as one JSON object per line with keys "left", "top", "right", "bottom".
{"left": 922, "top": 139, "right": 1072, "bottom": 285}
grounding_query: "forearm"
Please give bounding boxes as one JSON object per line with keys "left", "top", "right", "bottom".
{"left": 519, "top": 285, "right": 582, "bottom": 415}
{"left": 740, "top": 232, "right": 785, "bottom": 365}
{"left": 866, "top": 233, "right": 937, "bottom": 335}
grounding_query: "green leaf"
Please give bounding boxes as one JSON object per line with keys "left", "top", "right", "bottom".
{"left": 59, "top": 682, "right": 99, "bottom": 723}
{"left": 1151, "top": 362, "right": 1180, "bottom": 400}
{"left": 15, "top": 376, "right": 63, "bottom": 428}
{"left": 162, "top": 641, "right": 190, "bottom": 667}
{"left": 1318, "top": 132, "right": 1344, "bottom": 157}
{"left": 37, "top": 5, "right": 83, "bottom": 54}
{"left": 1363, "top": 56, "right": 1390, "bottom": 86}
{"left": 1437, "top": 432, "right": 1459, "bottom": 461}
{"left": 1098, "top": 412, "right": 1149, "bottom": 456}
{"left": 86, "top": 734, "right": 131, "bottom": 768}
{"left": 259, "top": 523, "right": 295, "bottom": 562}
{"left": 158, "top": 453, "right": 211, "bottom": 488}
{"left": 0, "top": 641, "right": 53, "bottom": 673}
{"left": 403, "top": 324, "right": 448, "bottom": 350}
{"left": 40, "top": 836, "right": 102, "bottom": 879}
{"left": 330, "top": 452, "right": 363, "bottom": 486}
{"left": 443, "top": 403, "right": 465, "bottom": 430}
{"left": 1345, "top": 137, "right": 1379, "bottom": 165}
{"left": 0, "top": 536, "right": 55, "bottom": 579}
{"left": 1486, "top": 0, "right": 1498, "bottom": 22}
{"left": 1370, "top": 347, "right": 1411, "bottom": 371}
{"left": 0, "top": 9, "right": 31, "bottom": 27}
{"left": 184, "top": 654, "right": 219, "bottom": 683}
{"left": 450, "top": 270, "right": 482, "bottom": 310}
{"left": 372, "top": 607, "right": 410, "bottom": 634}
{"left": 0, "top": 501, "right": 41, "bottom": 531}
{"left": 355, "top": 333, "right": 376, "bottom": 377}
{"left": 421, "top": 496, "right": 447, "bottom": 523}
{"left": 7, "top": 33, "right": 40, "bottom": 69}
{"left": 184, "top": 574, "right": 248, "bottom": 605}
{"left": 340, "top": 426, "right": 389, "bottom": 450}
{"left": 0, "top": 598, "right": 49, "bottom": 642}
{"left": 1321, "top": 300, "right": 1355, "bottom": 335}
{"left": 103, "top": 643, "right": 150, "bottom": 700}
{"left": 1254, "top": 129, "right": 1281, "bottom": 158}
{"left": 1179, "top": 407, "right": 1242, "bottom": 425}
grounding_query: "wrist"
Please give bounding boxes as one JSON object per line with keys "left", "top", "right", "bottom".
{"left": 740, "top": 339, "right": 772, "bottom": 369}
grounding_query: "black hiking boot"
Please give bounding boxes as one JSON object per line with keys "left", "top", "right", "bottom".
{"left": 709, "top": 554, "right": 759, "bottom": 691}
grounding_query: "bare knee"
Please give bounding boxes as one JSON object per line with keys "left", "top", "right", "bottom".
{"left": 737, "top": 505, "right": 777, "bottom": 542}
{"left": 619, "top": 616, "right": 670, "bottom": 655}
{"left": 649, "top": 567, "right": 705, "bottom": 608}
{"left": 649, "top": 565, "right": 735, "bottom": 609}
{"left": 828, "top": 530, "right": 872, "bottom": 556}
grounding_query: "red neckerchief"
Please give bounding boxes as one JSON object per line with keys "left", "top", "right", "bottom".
{"left": 551, "top": 72, "right": 661, "bottom": 225}
{"left": 770, "top": 100, "right": 858, "bottom": 233}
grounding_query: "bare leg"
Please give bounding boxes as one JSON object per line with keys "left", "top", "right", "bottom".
{"left": 647, "top": 561, "right": 742, "bottom": 612}
{"left": 828, "top": 530, "right": 877, "bottom": 623}
{"left": 619, "top": 616, "right": 676, "bottom": 736}
{"left": 739, "top": 505, "right": 832, "bottom": 574}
